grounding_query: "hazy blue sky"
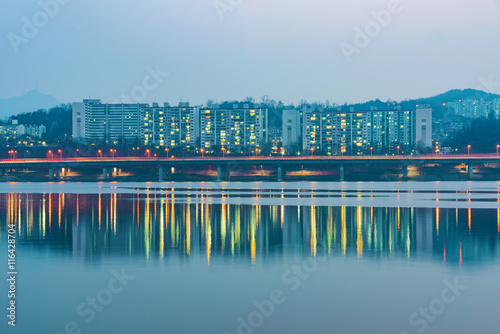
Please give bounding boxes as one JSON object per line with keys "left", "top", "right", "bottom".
{"left": 1, "top": 0, "right": 500, "bottom": 105}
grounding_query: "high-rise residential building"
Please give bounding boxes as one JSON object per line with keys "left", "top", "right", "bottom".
{"left": 368, "top": 108, "right": 413, "bottom": 151}
{"left": 200, "top": 104, "right": 268, "bottom": 151}
{"left": 72, "top": 99, "right": 101, "bottom": 142}
{"left": 448, "top": 98, "right": 498, "bottom": 119}
{"left": 282, "top": 109, "right": 301, "bottom": 152}
{"left": 302, "top": 106, "right": 430, "bottom": 155}
{"left": 72, "top": 102, "right": 86, "bottom": 142}
{"left": 303, "top": 111, "right": 368, "bottom": 155}
{"left": 73, "top": 100, "right": 148, "bottom": 144}
{"left": 492, "top": 98, "right": 500, "bottom": 118}
{"left": 87, "top": 102, "right": 148, "bottom": 145}
{"left": 141, "top": 102, "right": 199, "bottom": 148}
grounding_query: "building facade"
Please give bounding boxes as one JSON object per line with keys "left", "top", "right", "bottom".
{"left": 303, "top": 111, "right": 368, "bottom": 155}
{"left": 448, "top": 98, "right": 500, "bottom": 119}
{"left": 141, "top": 102, "right": 199, "bottom": 148}
{"left": 282, "top": 109, "right": 301, "bottom": 153}
{"left": 74, "top": 100, "right": 148, "bottom": 145}
{"left": 16, "top": 124, "right": 46, "bottom": 138}
{"left": 415, "top": 105, "right": 433, "bottom": 150}
{"left": 1, "top": 121, "right": 46, "bottom": 142}
{"left": 302, "top": 106, "right": 430, "bottom": 155}
{"left": 200, "top": 105, "right": 268, "bottom": 151}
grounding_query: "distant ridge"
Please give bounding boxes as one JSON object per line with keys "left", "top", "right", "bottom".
{"left": 338, "top": 89, "right": 500, "bottom": 118}
{"left": 0, "top": 90, "right": 61, "bottom": 119}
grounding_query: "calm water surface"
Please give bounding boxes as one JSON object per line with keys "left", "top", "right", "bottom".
{"left": 1, "top": 182, "right": 500, "bottom": 334}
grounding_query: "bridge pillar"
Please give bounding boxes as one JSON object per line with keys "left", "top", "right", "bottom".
{"left": 217, "top": 165, "right": 229, "bottom": 182}
{"left": 467, "top": 162, "right": 474, "bottom": 180}
{"left": 217, "top": 165, "right": 222, "bottom": 182}
{"left": 103, "top": 167, "right": 108, "bottom": 181}
{"left": 277, "top": 164, "right": 285, "bottom": 182}
{"left": 159, "top": 166, "right": 164, "bottom": 182}
{"left": 49, "top": 167, "right": 54, "bottom": 181}
{"left": 402, "top": 163, "right": 408, "bottom": 181}
{"left": 55, "top": 168, "right": 61, "bottom": 180}
{"left": 339, "top": 164, "right": 345, "bottom": 182}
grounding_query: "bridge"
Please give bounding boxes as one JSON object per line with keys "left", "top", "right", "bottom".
{"left": 1, "top": 154, "right": 499, "bottom": 182}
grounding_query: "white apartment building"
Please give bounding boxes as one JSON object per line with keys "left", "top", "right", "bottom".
{"left": 73, "top": 100, "right": 148, "bottom": 144}
{"left": 302, "top": 106, "right": 429, "bottom": 155}
{"left": 200, "top": 104, "right": 268, "bottom": 151}
{"left": 449, "top": 98, "right": 499, "bottom": 119}
{"left": 141, "top": 102, "right": 199, "bottom": 148}
{"left": 303, "top": 111, "right": 367, "bottom": 155}
{"left": 16, "top": 124, "right": 46, "bottom": 138}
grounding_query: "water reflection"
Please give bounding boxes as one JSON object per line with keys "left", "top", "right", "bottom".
{"left": 1, "top": 193, "right": 500, "bottom": 268}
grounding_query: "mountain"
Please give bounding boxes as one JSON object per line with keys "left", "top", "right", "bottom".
{"left": 0, "top": 90, "right": 61, "bottom": 119}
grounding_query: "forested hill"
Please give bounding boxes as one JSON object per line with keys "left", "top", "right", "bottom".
{"left": 5, "top": 104, "right": 72, "bottom": 141}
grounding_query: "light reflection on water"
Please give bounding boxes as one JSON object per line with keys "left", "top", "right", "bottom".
{"left": 1, "top": 185, "right": 500, "bottom": 334}
{"left": 2, "top": 192, "right": 500, "bottom": 266}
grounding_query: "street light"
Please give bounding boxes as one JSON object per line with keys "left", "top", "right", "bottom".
{"left": 145, "top": 149, "right": 151, "bottom": 158}
{"left": 47, "top": 150, "right": 53, "bottom": 159}
{"left": 435, "top": 146, "right": 439, "bottom": 154}
{"left": 165, "top": 148, "right": 170, "bottom": 158}
{"left": 110, "top": 149, "right": 116, "bottom": 158}
{"left": 97, "top": 150, "right": 102, "bottom": 158}
{"left": 200, "top": 148, "right": 205, "bottom": 157}
{"left": 310, "top": 147, "right": 314, "bottom": 156}
{"left": 467, "top": 145, "right": 471, "bottom": 156}
{"left": 497, "top": 145, "right": 499, "bottom": 155}
{"left": 370, "top": 147, "right": 373, "bottom": 156}
{"left": 255, "top": 148, "right": 260, "bottom": 157}
{"left": 58, "top": 149, "right": 63, "bottom": 159}
{"left": 222, "top": 147, "right": 226, "bottom": 158}
{"left": 397, "top": 146, "right": 400, "bottom": 156}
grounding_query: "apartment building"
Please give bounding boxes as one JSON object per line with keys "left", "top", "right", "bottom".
{"left": 200, "top": 104, "right": 268, "bottom": 151}
{"left": 141, "top": 102, "right": 199, "bottom": 148}
{"left": 302, "top": 106, "right": 430, "bottom": 155}
{"left": 73, "top": 100, "right": 148, "bottom": 144}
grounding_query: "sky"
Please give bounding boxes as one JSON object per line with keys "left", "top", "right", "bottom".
{"left": 1, "top": 0, "right": 500, "bottom": 106}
